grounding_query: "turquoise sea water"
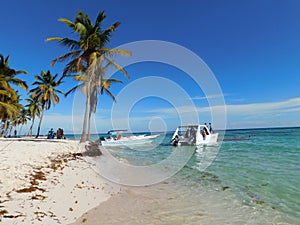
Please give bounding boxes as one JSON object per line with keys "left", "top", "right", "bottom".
{"left": 207, "top": 127, "right": 300, "bottom": 224}
{"left": 67, "top": 127, "right": 300, "bottom": 224}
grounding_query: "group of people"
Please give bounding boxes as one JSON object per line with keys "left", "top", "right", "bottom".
{"left": 202, "top": 123, "right": 213, "bottom": 139}
{"left": 47, "top": 128, "right": 65, "bottom": 139}
{"left": 170, "top": 123, "right": 214, "bottom": 146}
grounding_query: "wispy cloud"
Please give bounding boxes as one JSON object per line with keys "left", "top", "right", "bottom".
{"left": 127, "top": 97, "right": 300, "bottom": 129}
{"left": 225, "top": 97, "right": 300, "bottom": 115}
{"left": 191, "top": 94, "right": 228, "bottom": 101}
{"left": 150, "top": 97, "right": 300, "bottom": 117}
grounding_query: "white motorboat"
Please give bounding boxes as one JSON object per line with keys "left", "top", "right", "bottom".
{"left": 170, "top": 125, "right": 218, "bottom": 146}
{"left": 100, "top": 130, "right": 159, "bottom": 146}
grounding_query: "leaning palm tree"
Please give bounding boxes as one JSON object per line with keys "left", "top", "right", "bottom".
{"left": 47, "top": 10, "right": 130, "bottom": 142}
{"left": 29, "top": 70, "right": 64, "bottom": 138}
{"left": 25, "top": 95, "right": 42, "bottom": 136}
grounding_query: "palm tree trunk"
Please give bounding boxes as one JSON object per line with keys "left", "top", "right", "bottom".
{"left": 81, "top": 59, "right": 97, "bottom": 143}
{"left": 80, "top": 96, "right": 90, "bottom": 143}
{"left": 19, "top": 125, "right": 23, "bottom": 137}
{"left": 3, "top": 120, "right": 9, "bottom": 137}
{"left": 87, "top": 103, "right": 93, "bottom": 141}
{"left": 8, "top": 126, "right": 12, "bottom": 136}
{"left": 28, "top": 116, "right": 35, "bottom": 136}
{"left": 36, "top": 107, "right": 45, "bottom": 138}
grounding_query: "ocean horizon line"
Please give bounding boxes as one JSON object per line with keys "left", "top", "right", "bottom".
{"left": 62, "top": 125, "right": 300, "bottom": 136}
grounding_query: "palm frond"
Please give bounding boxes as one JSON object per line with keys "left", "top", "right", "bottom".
{"left": 74, "top": 75, "right": 88, "bottom": 82}
{"left": 0, "top": 102, "right": 19, "bottom": 114}
{"left": 102, "top": 48, "right": 132, "bottom": 57}
{"left": 58, "top": 18, "right": 75, "bottom": 28}
{"left": 95, "top": 11, "right": 106, "bottom": 28}
{"left": 46, "top": 37, "right": 64, "bottom": 42}
{"left": 15, "top": 70, "right": 29, "bottom": 75}
{"left": 50, "top": 50, "right": 82, "bottom": 66}
{"left": 64, "top": 83, "right": 85, "bottom": 96}
{"left": 8, "top": 78, "right": 28, "bottom": 90}
{"left": 102, "top": 88, "right": 116, "bottom": 102}
{"left": 105, "top": 56, "right": 130, "bottom": 79}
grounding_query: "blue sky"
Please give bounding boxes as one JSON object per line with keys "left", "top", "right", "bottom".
{"left": 1, "top": 0, "right": 300, "bottom": 134}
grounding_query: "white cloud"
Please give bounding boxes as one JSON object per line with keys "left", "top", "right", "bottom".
{"left": 220, "top": 97, "right": 300, "bottom": 128}
{"left": 127, "top": 97, "right": 300, "bottom": 129}
{"left": 191, "top": 94, "right": 228, "bottom": 101}
{"left": 225, "top": 97, "right": 300, "bottom": 115}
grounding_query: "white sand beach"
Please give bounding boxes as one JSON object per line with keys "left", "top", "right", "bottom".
{"left": 0, "top": 138, "right": 121, "bottom": 224}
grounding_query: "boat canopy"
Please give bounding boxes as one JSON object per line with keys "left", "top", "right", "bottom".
{"left": 107, "top": 130, "right": 127, "bottom": 134}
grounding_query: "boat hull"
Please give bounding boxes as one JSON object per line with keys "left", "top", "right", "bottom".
{"left": 101, "top": 134, "right": 159, "bottom": 146}
{"left": 171, "top": 125, "right": 219, "bottom": 146}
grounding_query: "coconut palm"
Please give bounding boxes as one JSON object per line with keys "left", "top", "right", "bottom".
{"left": 15, "top": 108, "right": 31, "bottom": 136}
{"left": 0, "top": 54, "right": 28, "bottom": 88}
{"left": 65, "top": 71, "right": 123, "bottom": 140}
{"left": 47, "top": 10, "right": 130, "bottom": 142}
{"left": 29, "top": 70, "right": 64, "bottom": 138}
{"left": 0, "top": 93, "right": 24, "bottom": 137}
{"left": 25, "top": 95, "right": 42, "bottom": 136}
{"left": 0, "top": 54, "right": 28, "bottom": 136}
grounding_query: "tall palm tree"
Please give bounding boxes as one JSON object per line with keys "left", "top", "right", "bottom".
{"left": 29, "top": 70, "right": 64, "bottom": 138}
{"left": 47, "top": 10, "right": 130, "bottom": 142}
{"left": 65, "top": 72, "right": 123, "bottom": 140}
{"left": 25, "top": 95, "right": 42, "bottom": 136}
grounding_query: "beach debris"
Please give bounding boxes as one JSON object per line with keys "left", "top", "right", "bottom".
{"left": 0, "top": 139, "right": 114, "bottom": 224}
{"left": 0, "top": 209, "right": 8, "bottom": 216}
{"left": 82, "top": 141, "right": 102, "bottom": 157}
{"left": 3, "top": 213, "right": 24, "bottom": 218}
{"left": 222, "top": 186, "right": 230, "bottom": 191}
{"left": 15, "top": 184, "right": 46, "bottom": 193}
{"left": 31, "top": 194, "right": 46, "bottom": 200}
{"left": 252, "top": 199, "right": 265, "bottom": 205}
{"left": 34, "top": 211, "right": 48, "bottom": 221}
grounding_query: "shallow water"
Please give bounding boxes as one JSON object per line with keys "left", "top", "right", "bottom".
{"left": 69, "top": 127, "right": 300, "bottom": 224}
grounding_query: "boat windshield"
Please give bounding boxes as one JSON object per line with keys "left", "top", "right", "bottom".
{"left": 107, "top": 130, "right": 127, "bottom": 138}
{"left": 177, "top": 126, "right": 198, "bottom": 137}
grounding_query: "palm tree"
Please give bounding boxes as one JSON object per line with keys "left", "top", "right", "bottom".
{"left": 0, "top": 54, "right": 28, "bottom": 136}
{"left": 16, "top": 108, "right": 31, "bottom": 136}
{"left": 0, "top": 93, "right": 23, "bottom": 137}
{"left": 47, "top": 10, "right": 130, "bottom": 142}
{"left": 29, "top": 70, "right": 64, "bottom": 138}
{"left": 65, "top": 71, "right": 123, "bottom": 140}
{"left": 25, "top": 95, "right": 42, "bottom": 136}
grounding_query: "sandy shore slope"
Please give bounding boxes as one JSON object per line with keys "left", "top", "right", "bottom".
{"left": 0, "top": 138, "right": 120, "bottom": 224}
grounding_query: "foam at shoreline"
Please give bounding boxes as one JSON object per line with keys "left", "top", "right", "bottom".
{"left": 70, "top": 172, "right": 283, "bottom": 225}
